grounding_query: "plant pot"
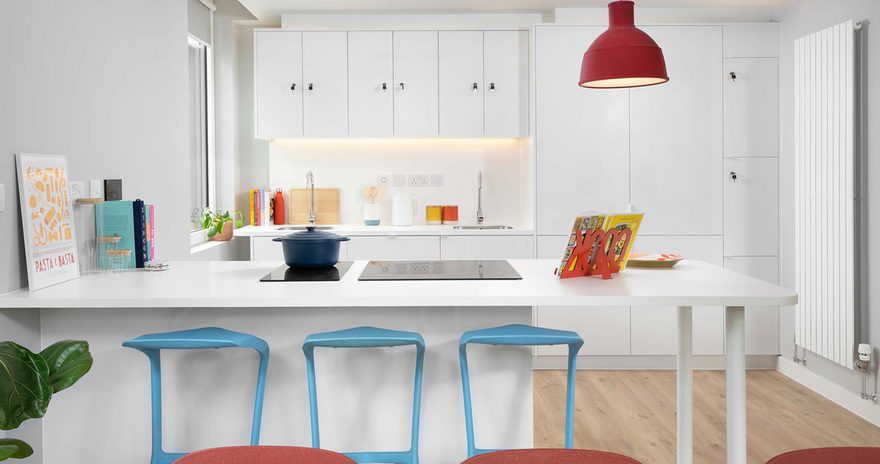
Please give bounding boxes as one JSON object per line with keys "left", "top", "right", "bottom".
{"left": 212, "top": 222, "right": 233, "bottom": 241}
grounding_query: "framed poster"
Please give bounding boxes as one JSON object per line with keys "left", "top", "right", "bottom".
{"left": 15, "top": 153, "right": 80, "bottom": 291}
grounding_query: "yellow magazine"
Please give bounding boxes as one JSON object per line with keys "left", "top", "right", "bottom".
{"left": 602, "top": 213, "right": 644, "bottom": 271}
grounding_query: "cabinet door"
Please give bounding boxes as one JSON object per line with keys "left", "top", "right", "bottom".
{"left": 724, "top": 257, "right": 779, "bottom": 355}
{"left": 303, "top": 32, "right": 348, "bottom": 136}
{"left": 348, "top": 31, "right": 393, "bottom": 137}
{"left": 439, "top": 31, "right": 484, "bottom": 136}
{"left": 630, "top": 235, "right": 725, "bottom": 355}
{"left": 724, "top": 58, "right": 779, "bottom": 157}
{"left": 630, "top": 26, "right": 723, "bottom": 235}
{"left": 347, "top": 236, "right": 441, "bottom": 260}
{"left": 724, "top": 157, "right": 779, "bottom": 256}
{"left": 484, "top": 31, "right": 528, "bottom": 137}
{"left": 440, "top": 236, "right": 534, "bottom": 259}
{"left": 393, "top": 31, "right": 439, "bottom": 137}
{"left": 255, "top": 31, "right": 303, "bottom": 138}
{"left": 535, "top": 26, "right": 630, "bottom": 235}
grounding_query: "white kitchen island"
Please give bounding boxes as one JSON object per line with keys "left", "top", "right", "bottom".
{"left": 0, "top": 260, "right": 796, "bottom": 464}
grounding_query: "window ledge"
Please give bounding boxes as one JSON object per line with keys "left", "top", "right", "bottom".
{"left": 190, "top": 238, "right": 234, "bottom": 255}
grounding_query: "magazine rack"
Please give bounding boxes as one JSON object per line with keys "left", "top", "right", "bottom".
{"left": 558, "top": 226, "right": 634, "bottom": 280}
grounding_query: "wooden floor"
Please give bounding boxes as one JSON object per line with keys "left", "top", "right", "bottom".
{"left": 534, "top": 370, "right": 880, "bottom": 464}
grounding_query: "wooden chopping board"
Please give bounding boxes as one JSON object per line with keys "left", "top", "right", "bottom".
{"left": 288, "top": 188, "right": 341, "bottom": 224}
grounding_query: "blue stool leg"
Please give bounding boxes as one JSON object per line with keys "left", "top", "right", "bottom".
{"left": 459, "top": 342, "right": 477, "bottom": 458}
{"left": 145, "top": 349, "right": 164, "bottom": 464}
{"left": 303, "top": 345, "right": 321, "bottom": 449}
{"left": 409, "top": 343, "right": 426, "bottom": 464}
{"left": 563, "top": 341, "right": 583, "bottom": 449}
{"left": 250, "top": 346, "right": 270, "bottom": 446}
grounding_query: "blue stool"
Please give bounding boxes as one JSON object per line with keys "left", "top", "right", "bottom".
{"left": 459, "top": 324, "right": 584, "bottom": 457}
{"left": 303, "top": 326, "right": 425, "bottom": 464}
{"left": 122, "top": 327, "right": 270, "bottom": 464}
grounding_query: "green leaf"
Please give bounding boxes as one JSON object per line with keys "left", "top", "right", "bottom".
{"left": 39, "top": 340, "right": 93, "bottom": 394}
{"left": 0, "top": 438, "right": 34, "bottom": 460}
{"left": 206, "top": 227, "right": 217, "bottom": 238}
{"left": 0, "top": 342, "right": 51, "bottom": 430}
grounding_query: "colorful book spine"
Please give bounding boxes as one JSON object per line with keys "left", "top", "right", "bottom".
{"left": 95, "top": 201, "right": 137, "bottom": 269}
{"left": 249, "top": 190, "right": 255, "bottom": 226}
{"left": 133, "top": 199, "right": 147, "bottom": 268}
{"left": 148, "top": 204, "right": 156, "bottom": 261}
{"left": 144, "top": 205, "right": 152, "bottom": 262}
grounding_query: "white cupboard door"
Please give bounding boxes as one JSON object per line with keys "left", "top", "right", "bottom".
{"left": 724, "top": 257, "right": 780, "bottom": 355}
{"left": 255, "top": 31, "right": 303, "bottom": 139}
{"left": 302, "top": 32, "right": 349, "bottom": 136}
{"left": 535, "top": 26, "right": 630, "bottom": 235}
{"left": 439, "top": 236, "right": 534, "bottom": 259}
{"left": 439, "top": 31, "right": 484, "bottom": 136}
{"left": 630, "top": 26, "right": 723, "bottom": 236}
{"left": 347, "top": 236, "right": 441, "bottom": 260}
{"left": 349, "top": 31, "right": 393, "bottom": 137}
{"left": 630, "top": 235, "right": 725, "bottom": 355}
{"left": 724, "top": 157, "right": 779, "bottom": 256}
{"left": 484, "top": 31, "right": 528, "bottom": 137}
{"left": 393, "top": 31, "right": 439, "bottom": 137}
{"left": 724, "top": 58, "right": 779, "bottom": 157}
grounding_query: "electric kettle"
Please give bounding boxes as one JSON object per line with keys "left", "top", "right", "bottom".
{"left": 391, "top": 193, "right": 418, "bottom": 226}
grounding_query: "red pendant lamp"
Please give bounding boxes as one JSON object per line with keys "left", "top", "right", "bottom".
{"left": 579, "top": 0, "right": 669, "bottom": 89}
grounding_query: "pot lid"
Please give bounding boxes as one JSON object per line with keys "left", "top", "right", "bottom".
{"left": 277, "top": 227, "right": 349, "bottom": 242}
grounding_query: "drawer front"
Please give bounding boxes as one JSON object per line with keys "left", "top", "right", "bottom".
{"left": 347, "top": 236, "right": 441, "bottom": 261}
{"left": 440, "top": 236, "right": 534, "bottom": 260}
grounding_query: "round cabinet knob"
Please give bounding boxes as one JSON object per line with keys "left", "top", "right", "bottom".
{"left": 730, "top": 71, "right": 737, "bottom": 82}
{"left": 729, "top": 171, "right": 739, "bottom": 182}
{"left": 308, "top": 83, "right": 314, "bottom": 91}
{"left": 472, "top": 82, "right": 479, "bottom": 92}
{"left": 381, "top": 82, "right": 387, "bottom": 91}
{"left": 489, "top": 82, "right": 496, "bottom": 91}
{"left": 399, "top": 82, "right": 405, "bottom": 90}
{"left": 290, "top": 83, "right": 297, "bottom": 91}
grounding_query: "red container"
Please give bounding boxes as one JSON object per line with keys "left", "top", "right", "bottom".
{"left": 442, "top": 205, "right": 459, "bottom": 224}
{"left": 274, "top": 189, "right": 285, "bottom": 225}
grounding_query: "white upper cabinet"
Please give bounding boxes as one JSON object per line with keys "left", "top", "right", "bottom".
{"left": 630, "top": 26, "right": 723, "bottom": 236}
{"left": 439, "top": 31, "right": 484, "bottom": 137}
{"left": 724, "top": 157, "right": 779, "bottom": 256}
{"left": 724, "top": 58, "right": 779, "bottom": 157}
{"left": 255, "top": 31, "right": 303, "bottom": 139}
{"left": 723, "top": 23, "right": 780, "bottom": 58}
{"left": 302, "top": 32, "right": 348, "bottom": 136}
{"left": 484, "top": 31, "right": 529, "bottom": 137}
{"left": 535, "top": 26, "right": 630, "bottom": 235}
{"left": 348, "top": 31, "right": 393, "bottom": 137}
{"left": 393, "top": 31, "right": 439, "bottom": 137}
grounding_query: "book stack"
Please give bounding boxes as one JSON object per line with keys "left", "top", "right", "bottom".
{"left": 248, "top": 189, "right": 274, "bottom": 226}
{"left": 95, "top": 199, "right": 155, "bottom": 270}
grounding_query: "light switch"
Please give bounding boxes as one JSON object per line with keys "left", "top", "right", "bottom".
{"left": 89, "top": 180, "right": 103, "bottom": 199}
{"left": 0, "top": 184, "right": 5, "bottom": 212}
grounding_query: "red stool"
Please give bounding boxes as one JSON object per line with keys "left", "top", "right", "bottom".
{"left": 461, "top": 449, "right": 641, "bottom": 464}
{"left": 767, "top": 447, "right": 880, "bottom": 463}
{"left": 176, "top": 446, "right": 357, "bottom": 464}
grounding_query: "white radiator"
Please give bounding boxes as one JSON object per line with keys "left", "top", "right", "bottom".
{"left": 794, "top": 20, "right": 857, "bottom": 368}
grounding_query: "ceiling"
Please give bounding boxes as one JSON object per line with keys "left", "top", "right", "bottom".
{"left": 239, "top": 0, "right": 788, "bottom": 19}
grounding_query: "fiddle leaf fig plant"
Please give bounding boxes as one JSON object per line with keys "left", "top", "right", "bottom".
{"left": 0, "top": 340, "right": 93, "bottom": 461}
{"left": 201, "top": 209, "right": 244, "bottom": 239}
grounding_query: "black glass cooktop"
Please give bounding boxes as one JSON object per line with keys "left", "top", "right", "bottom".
{"left": 358, "top": 260, "right": 522, "bottom": 281}
{"left": 261, "top": 262, "right": 353, "bottom": 282}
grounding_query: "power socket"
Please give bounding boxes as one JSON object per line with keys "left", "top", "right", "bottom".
{"left": 89, "top": 180, "right": 103, "bottom": 199}
{"left": 70, "top": 181, "right": 86, "bottom": 201}
{"left": 430, "top": 174, "right": 444, "bottom": 187}
{"left": 376, "top": 174, "right": 391, "bottom": 186}
{"left": 392, "top": 174, "right": 406, "bottom": 187}
{"left": 407, "top": 174, "right": 430, "bottom": 187}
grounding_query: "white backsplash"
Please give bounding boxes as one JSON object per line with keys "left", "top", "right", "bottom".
{"left": 268, "top": 138, "right": 531, "bottom": 227}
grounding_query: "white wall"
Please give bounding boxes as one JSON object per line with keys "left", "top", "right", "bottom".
{"left": 0, "top": 0, "right": 191, "bottom": 294}
{"left": 774, "top": 0, "right": 879, "bottom": 395}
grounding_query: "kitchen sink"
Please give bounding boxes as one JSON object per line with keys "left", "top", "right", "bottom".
{"left": 452, "top": 225, "right": 514, "bottom": 230}
{"left": 280, "top": 226, "right": 334, "bottom": 231}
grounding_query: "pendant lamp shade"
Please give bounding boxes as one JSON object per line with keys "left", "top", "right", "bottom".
{"left": 579, "top": 0, "right": 669, "bottom": 89}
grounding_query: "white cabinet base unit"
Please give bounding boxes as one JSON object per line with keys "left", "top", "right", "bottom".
{"left": 252, "top": 236, "right": 349, "bottom": 262}
{"left": 725, "top": 256, "right": 780, "bottom": 355}
{"left": 347, "top": 236, "right": 441, "bottom": 261}
{"left": 724, "top": 157, "right": 779, "bottom": 257}
{"left": 439, "top": 236, "right": 533, "bottom": 260}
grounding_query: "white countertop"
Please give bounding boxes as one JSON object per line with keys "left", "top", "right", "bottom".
{"left": 233, "top": 224, "right": 535, "bottom": 237}
{"left": 0, "top": 260, "right": 797, "bottom": 309}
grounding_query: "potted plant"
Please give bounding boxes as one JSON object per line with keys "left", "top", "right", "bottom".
{"left": 201, "top": 209, "right": 244, "bottom": 241}
{"left": 0, "top": 340, "right": 93, "bottom": 461}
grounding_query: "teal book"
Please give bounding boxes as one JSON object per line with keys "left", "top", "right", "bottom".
{"left": 95, "top": 200, "right": 137, "bottom": 269}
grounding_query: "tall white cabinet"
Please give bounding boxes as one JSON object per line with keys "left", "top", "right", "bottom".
{"left": 534, "top": 23, "right": 780, "bottom": 360}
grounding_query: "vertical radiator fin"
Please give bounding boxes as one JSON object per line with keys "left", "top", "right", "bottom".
{"left": 794, "top": 20, "right": 856, "bottom": 368}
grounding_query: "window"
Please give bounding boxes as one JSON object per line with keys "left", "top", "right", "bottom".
{"left": 188, "top": 35, "right": 215, "bottom": 232}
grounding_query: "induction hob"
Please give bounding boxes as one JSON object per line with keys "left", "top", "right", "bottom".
{"left": 358, "top": 260, "right": 522, "bottom": 281}
{"left": 261, "top": 262, "right": 353, "bottom": 282}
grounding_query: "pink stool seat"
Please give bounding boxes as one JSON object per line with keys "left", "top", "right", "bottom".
{"left": 462, "top": 449, "right": 641, "bottom": 464}
{"left": 176, "top": 446, "right": 357, "bottom": 464}
{"left": 767, "top": 447, "right": 880, "bottom": 463}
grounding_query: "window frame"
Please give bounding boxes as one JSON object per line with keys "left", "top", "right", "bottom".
{"left": 187, "top": 34, "right": 216, "bottom": 242}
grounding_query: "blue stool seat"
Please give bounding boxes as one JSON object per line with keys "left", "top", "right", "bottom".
{"left": 459, "top": 324, "right": 584, "bottom": 458}
{"left": 123, "top": 327, "right": 270, "bottom": 464}
{"left": 303, "top": 326, "right": 425, "bottom": 464}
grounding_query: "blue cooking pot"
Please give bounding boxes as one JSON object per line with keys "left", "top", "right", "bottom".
{"left": 273, "top": 227, "right": 351, "bottom": 269}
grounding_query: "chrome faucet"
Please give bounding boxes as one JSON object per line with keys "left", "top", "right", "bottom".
{"left": 305, "top": 170, "right": 316, "bottom": 228}
{"left": 476, "top": 170, "right": 484, "bottom": 225}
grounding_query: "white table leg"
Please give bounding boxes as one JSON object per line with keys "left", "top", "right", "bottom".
{"left": 726, "top": 306, "right": 747, "bottom": 464}
{"left": 677, "top": 306, "right": 693, "bottom": 464}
